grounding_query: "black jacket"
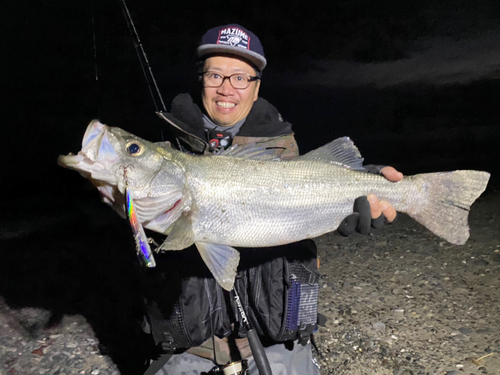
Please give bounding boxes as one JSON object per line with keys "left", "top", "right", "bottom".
{"left": 157, "top": 94, "right": 296, "bottom": 155}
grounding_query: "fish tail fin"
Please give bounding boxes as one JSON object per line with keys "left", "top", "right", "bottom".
{"left": 407, "top": 170, "right": 490, "bottom": 245}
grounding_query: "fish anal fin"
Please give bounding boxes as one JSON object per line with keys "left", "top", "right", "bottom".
{"left": 196, "top": 243, "right": 240, "bottom": 291}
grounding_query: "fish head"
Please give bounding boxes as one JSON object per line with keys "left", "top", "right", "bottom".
{"left": 58, "top": 120, "right": 189, "bottom": 232}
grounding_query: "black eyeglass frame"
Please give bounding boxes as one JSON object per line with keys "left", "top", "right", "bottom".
{"left": 200, "top": 71, "right": 261, "bottom": 90}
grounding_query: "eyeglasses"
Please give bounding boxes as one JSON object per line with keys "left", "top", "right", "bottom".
{"left": 201, "top": 71, "right": 260, "bottom": 89}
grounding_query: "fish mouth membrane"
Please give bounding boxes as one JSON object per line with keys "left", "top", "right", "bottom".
{"left": 58, "top": 121, "right": 121, "bottom": 182}
{"left": 58, "top": 153, "right": 119, "bottom": 185}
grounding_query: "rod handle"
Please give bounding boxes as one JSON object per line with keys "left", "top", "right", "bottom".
{"left": 247, "top": 329, "right": 273, "bottom": 375}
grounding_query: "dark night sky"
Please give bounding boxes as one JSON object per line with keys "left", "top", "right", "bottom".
{"left": 3, "top": 0, "right": 500, "bottom": 195}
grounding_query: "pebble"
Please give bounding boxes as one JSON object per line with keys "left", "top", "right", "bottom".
{"left": 474, "top": 259, "right": 489, "bottom": 266}
{"left": 476, "top": 328, "right": 491, "bottom": 334}
{"left": 458, "top": 327, "right": 474, "bottom": 336}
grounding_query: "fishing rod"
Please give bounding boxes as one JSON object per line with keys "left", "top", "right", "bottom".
{"left": 232, "top": 287, "right": 273, "bottom": 375}
{"left": 118, "top": 0, "right": 167, "bottom": 114}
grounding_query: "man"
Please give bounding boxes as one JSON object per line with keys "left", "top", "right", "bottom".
{"left": 143, "top": 24, "right": 402, "bottom": 375}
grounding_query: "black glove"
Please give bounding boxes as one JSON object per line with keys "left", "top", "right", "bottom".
{"left": 336, "top": 196, "right": 385, "bottom": 237}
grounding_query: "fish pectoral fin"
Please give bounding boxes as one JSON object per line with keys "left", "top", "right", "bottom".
{"left": 195, "top": 243, "right": 240, "bottom": 291}
{"left": 157, "top": 214, "right": 195, "bottom": 251}
{"left": 298, "top": 136, "right": 365, "bottom": 170}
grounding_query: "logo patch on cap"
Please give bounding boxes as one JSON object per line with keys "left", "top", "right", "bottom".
{"left": 217, "top": 27, "right": 251, "bottom": 50}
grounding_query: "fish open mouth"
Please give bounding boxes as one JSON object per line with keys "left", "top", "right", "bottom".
{"left": 59, "top": 120, "right": 190, "bottom": 235}
{"left": 58, "top": 121, "right": 120, "bottom": 185}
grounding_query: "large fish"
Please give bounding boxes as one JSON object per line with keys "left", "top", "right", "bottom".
{"left": 58, "top": 120, "right": 490, "bottom": 290}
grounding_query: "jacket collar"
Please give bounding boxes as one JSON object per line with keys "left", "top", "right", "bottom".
{"left": 165, "top": 93, "right": 293, "bottom": 138}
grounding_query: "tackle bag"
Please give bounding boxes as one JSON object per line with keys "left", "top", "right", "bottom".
{"left": 142, "top": 240, "right": 321, "bottom": 353}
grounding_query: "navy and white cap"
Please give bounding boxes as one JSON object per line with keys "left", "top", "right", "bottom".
{"left": 197, "top": 24, "right": 267, "bottom": 72}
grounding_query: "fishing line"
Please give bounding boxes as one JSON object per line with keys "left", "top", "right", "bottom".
{"left": 119, "top": 0, "right": 167, "bottom": 114}
{"left": 91, "top": 0, "right": 98, "bottom": 81}
{"left": 90, "top": 0, "right": 100, "bottom": 118}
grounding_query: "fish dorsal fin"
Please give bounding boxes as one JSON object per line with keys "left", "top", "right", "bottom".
{"left": 298, "top": 136, "right": 364, "bottom": 170}
{"left": 195, "top": 243, "right": 240, "bottom": 291}
{"left": 216, "top": 143, "right": 281, "bottom": 161}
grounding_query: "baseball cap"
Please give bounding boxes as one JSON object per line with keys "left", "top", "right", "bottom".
{"left": 197, "top": 24, "right": 267, "bottom": 72}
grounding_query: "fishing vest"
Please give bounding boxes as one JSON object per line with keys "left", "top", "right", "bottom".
{"left": 142, "top": 240, "right": 322, "bottom": 353}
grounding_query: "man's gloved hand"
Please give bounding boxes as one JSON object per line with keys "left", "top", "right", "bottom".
{"left": 337, "top": 196, "right": 383, "bottom": 236}
{"left": 337, "top": 166, "right": 403, "bottom": 237}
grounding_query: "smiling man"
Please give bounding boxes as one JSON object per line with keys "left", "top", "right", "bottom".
{"left": 201, "top": 56, "right": 261, "bottom": 126}
{"left": 145, "top": 24, "right": 401, "bottom": 375}
{"left": 157, "top": 24, "right": 303, "bottom": 161}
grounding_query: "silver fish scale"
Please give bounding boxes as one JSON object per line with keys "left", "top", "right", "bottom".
{"left": 58, "top": 122, "right": 490, "bottom": 291}
{"left": 59, "top": 122, "right": 490, "bottom": 255}
{"left": 175, "top": 153, "right": 422, "bottom": 247}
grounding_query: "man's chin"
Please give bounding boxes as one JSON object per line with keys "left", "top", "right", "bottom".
{"left": 212, "top": 116, "right": 239, "bottom": 127}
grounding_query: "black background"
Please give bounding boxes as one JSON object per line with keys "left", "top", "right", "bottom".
{"left": 2, "top": 1, "right": 499, "bottom": 373}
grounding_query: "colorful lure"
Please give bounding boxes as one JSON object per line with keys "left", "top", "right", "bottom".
{"left": 125, "top": 176, "right": 156, "bottom": 268}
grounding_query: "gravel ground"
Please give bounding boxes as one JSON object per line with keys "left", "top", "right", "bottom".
{"left": 1, "top": 187, "right": 498, "bottom": 375}
{"left": 314, "top": 189, "right": 500, "bottom": 375}
{"left": 0, "top": 301, "right": 118, "bottom": 375}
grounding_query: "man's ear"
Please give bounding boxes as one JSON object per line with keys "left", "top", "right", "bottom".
{"left": 253, "top": 80, "right": 261, "bottom": 102}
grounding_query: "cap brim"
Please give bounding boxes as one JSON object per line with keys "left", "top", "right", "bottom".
{"left": 197, "top": 45, "right": 267, "bottom": 71}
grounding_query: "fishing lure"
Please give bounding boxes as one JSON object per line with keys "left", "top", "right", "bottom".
{"left": 124, "top": 168, "right": 156, "bottom": 268}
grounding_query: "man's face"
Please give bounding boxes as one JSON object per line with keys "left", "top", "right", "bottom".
{"left": 202, "top": 56, "right": 261, "bottom": 127}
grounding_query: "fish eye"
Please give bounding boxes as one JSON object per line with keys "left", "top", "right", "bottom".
{"left": 126, "top": 141, "right": 145, "bottom": 156}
